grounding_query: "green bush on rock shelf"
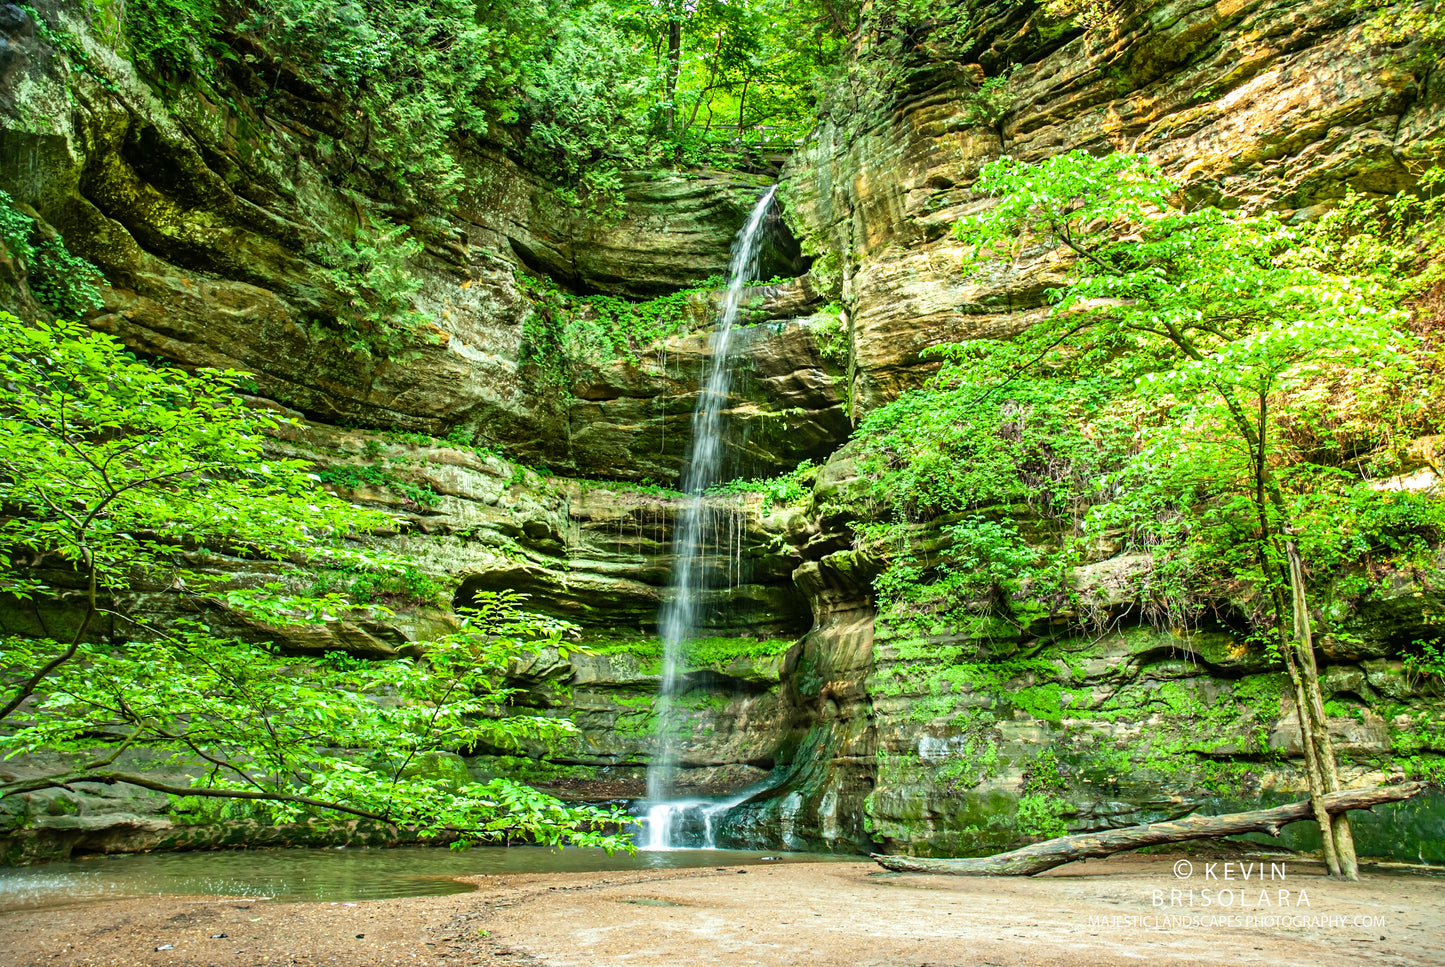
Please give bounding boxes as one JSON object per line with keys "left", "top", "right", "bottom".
{"left": 0, "top": 191, "right": 104, "bottom": 318}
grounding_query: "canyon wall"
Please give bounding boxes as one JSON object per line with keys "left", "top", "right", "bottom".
{"left": 1, "top": 0, "right": 1443, "bottom": 863}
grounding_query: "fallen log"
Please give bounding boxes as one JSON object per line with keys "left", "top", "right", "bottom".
{"left": 872, "top": 782, "right": 1423, "bottom": 876}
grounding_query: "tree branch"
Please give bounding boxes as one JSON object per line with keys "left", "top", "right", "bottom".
{"left": 0, "top": 771, "right": 390, "bottom": 822}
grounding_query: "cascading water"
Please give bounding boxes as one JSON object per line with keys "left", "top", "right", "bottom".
{"left": 641, "top": 185, "right": 779, "bottom": 851}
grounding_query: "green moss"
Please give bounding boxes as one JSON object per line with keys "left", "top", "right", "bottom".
{"left": 469, "top": 755, "right": 599, "bottom": 785}
{"left": 604, "top": 691, "right": 658, "bottom": 709}
{"left": 315, "top": 462, "right": 441, "bottom": 509}
{"left": 583, "top": 634, "right": 794, "bottom": 669}
{"left": 676, "top": 691, "right": 730, "bottom": 712}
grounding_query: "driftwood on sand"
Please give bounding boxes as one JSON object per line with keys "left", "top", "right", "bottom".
{"left": 872, "top": 782, "right": 1423, "bottom": 876}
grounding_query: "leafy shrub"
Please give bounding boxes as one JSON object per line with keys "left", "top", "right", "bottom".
{"left": 1404, "top": 637, "right": 1445, "bottom": 687}
{"left": 809, "top": 303, "right": 849, "bottom": 365}
{"left": 0, "top": 191, "right": 104, "bottom": 317}
{"left": 311, "top": 564, "right": 448, "bottom": 609}
{"left": 0, "top": 314, "right": 630, "bottom": 851}
{"left": 125, "top": 0, "right": 222, "bottom": 79}
{"left": 308, "top": 219, "right": 432, "bottom": 356}
{"left": 705, "top": 459, "right": 818, "bottom": 504}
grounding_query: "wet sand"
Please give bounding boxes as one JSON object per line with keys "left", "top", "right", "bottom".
{"left": 1, "top": 855, "right": 1439, "bottom": 966}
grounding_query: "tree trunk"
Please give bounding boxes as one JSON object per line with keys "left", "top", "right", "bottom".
{"left": 1278, "top": 639, "right": 1342, "bottom": 875}
{"left": 1234, "top": 388, "right": 1351, "bottom": 878}
{"left": 0, "top": 566, "right": 97, "bottom": 721}
{"left": 1286, "top": 538, "right": 1359, "bottom": 879}
{"left": 681, "top": 35, "right": 723, "bottom": 142}
{"left": 664, "top": 17, "right": 682, "bottom": 135}
{"left": 872, "top": 783, "right": 1420, "bottom": 876}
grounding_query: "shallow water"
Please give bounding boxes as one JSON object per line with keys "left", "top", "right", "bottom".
{"left": 0, "top": 847, "right": 856, "bottom": 910}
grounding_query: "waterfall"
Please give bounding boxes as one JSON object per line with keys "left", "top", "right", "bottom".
{"left": 640, "top": 185, "right": 778, "bottom": 851}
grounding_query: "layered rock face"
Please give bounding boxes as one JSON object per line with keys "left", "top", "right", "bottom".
{"left": 2, "top": 0, "right": 1444, "bottom": 863}
{"left": 782, "top": 0, "right": 1445, "bottom": 416}
{"left": 0, "top": 1, "right": 832, "bottom": 482}
{"left": 763, "top": 0, "right": 1445, "bottom": 859}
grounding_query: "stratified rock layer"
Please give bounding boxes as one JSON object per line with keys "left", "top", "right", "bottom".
{"left": 781, "top": 0, "right": 1444, "bottom": 416}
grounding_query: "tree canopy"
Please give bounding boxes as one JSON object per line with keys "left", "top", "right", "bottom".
{"left": 852, "top": 150, "right": 1445, "bottom": 876}
{"left": 48, "top": 0, "right": 988, "bottom": 209}
{"left": 0, "top": 312, "right": 629, "bottom": 851}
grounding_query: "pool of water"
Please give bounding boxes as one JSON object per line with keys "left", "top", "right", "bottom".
{"left": 0, "top": 847, "right": 859, "bottom": 910}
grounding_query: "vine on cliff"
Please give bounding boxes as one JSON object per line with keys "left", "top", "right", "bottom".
{"left": 517, "top": 272, "right": 736, "bottom": 386}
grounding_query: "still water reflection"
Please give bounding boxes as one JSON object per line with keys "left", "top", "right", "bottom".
{"left": 0, "top": 847, "right": 851, "bottom": 909}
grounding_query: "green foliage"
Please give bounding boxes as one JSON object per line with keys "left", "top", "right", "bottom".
{"left": 520, "top": 4, "right": 658, "bottom": 215}
{"left": 0, "top": 313, "right": 630, "bottom": 851}
{"left": 933, "top": 732, "right": 1000, "bottom": 791}
{"left": 1360, "top": 0, "right": 1445, "bottom": 56}
{"left": 1287, "top": 168, "right": 1445, "bottom": 314}
{"left": 1042, "top": 0, "right": 1121, "bottom": 30}
{"left": 0, "top": 313, "right": 389, "bottom": 599}
{"left": 19, "top": 4, "right": 121, "bottom": 93}
{"left": 1013, "top": 750, "right": 1070, "bottom": 840}
{"left": 809, "top": 303, "right": 850, "bottom": 365}
{"left": 518, "top": 273, "right": 725, "bottom": 385}
{"left": 98, "top": 0, "right": 848, "bottom": 208}
{"left": 244, "top": 0, "right": 549, "bottom": 203}
{"left": 856, "top": 366, "right": 1128, "bottom": 635}
{"left": 443, "top": 426, "right": 474, "bottom": 449}
{"left": 586, "top": 634, "right": 794, "bottom": 669}
{"left": 308, "top": 219, "right": 433, "bottom": 357}
{"left": 308, "top": 563, "right": 449, "bottom": 610}
{"left": 0, "top": 192, "right": 104, "bottom": 317}
{"left": 1393, "top": 753, "right": 1445, "bottom": 789}
{"left": 315, "top": 462, "right": 442, "bottom": 510}
{"left": 124, "top": 0, "right": 222, "bottom": 79}
{"left": 961, "top": 64, "right": 1020, "bottom": 126}
{"left": 57, "top": 0, "right": 859, "bottom": 210}
{"left": 815, "top": 0, "right": 976, "bottom": 125}
{"left": 518, "top": 0, "right": 844, "bottom": 189}
{"left": 705, "top": 459, "right": 818, "bottom": 504}
{"left": 6, "top": 596, "right": 627, "bottom": 848}
{"left": 1403, "top": 637, "right": 1445, "bottom": 687}
{"left": 856, "top": 150, "right": 1445, "bottom": 644}
{"left": 0, "top": 194, "right": 35, "bottom": 262}
{"left": 575, "top": 477, "right": 689, "bottom": 501}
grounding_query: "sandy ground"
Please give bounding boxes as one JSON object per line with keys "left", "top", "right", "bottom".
{"left": 0, "top": 855, "right": 1440, "bottom": 967}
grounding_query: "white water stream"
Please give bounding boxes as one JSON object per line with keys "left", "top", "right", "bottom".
{"left": 641, "top": 185, "right": 779, "bottom": 850}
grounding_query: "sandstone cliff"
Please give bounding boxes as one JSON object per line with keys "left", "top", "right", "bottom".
{"left": 1, "top": 0, "right": 1442, "bottom": 863}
